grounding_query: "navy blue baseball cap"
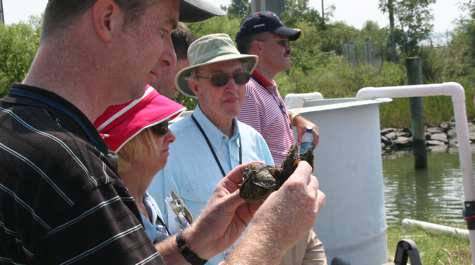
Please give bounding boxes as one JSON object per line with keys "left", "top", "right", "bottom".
{"left": 235, "top": 11, "right": 301, "bottom": 42}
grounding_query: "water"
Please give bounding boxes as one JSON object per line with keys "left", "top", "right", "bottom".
{"left": 382, "top": 145, "right": 475, "bottom": 226}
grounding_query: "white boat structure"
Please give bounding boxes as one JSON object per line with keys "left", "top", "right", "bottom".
{"left": 285, "top": 82, "right": 474, "bottom": 264}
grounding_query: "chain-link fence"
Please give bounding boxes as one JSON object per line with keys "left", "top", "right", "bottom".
{"left": 341, "top": 41, "right": 383, "bottom": 68}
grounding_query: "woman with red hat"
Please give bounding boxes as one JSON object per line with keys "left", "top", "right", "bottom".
{"left": 94, "top": 85, "right": 186, "bottom": 244}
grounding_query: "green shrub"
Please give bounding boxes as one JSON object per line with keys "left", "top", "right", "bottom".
{"left": 0, "top": 16, "right": 41, "bottom": 97}
{"left": 3, "top": 12, "right": 475, "bottom": 127}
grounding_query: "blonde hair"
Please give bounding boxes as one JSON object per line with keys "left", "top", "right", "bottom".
{"left": 117, "top": 128, "right": 158, "bottom": 173}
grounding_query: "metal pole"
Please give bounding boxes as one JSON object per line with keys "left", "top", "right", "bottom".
{"left": 321, "top": 0, "right": 324, "bottom": 28}
{"left": 406, "top": 57, "right": 427, "bottom": 169}
{"left": 0, "top": 0, "right": 4, "bottom": 24}
{"left": 391, "top": 32, "right": 396, "bottom": 62}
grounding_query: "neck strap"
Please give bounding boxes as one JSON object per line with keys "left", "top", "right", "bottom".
{"left": 191, "top": 114, "right": 242, "bottom": 177}
{"left": 9, "top": 88, "right": 104, "bottom": 153}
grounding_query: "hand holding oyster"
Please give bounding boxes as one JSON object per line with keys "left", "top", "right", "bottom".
{"left": 239, "top": 143, "right": 315, "bottom": 204}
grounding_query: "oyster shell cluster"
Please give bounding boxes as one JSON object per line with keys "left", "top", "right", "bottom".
{"left": 239, "top": 143, "right": 314, "bottom": 204}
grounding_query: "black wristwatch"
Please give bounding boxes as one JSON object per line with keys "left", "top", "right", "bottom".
{"left": 176, "top": 231, "right": 208, "bottom": 265}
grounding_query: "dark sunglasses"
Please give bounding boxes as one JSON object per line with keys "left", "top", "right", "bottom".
{"left": 195, "top": 72, "right": 251, "bottom": 87}
{"left": 265, "top": 38, "right": 290, "bottom": 47}
{"left": 150, "top": 120, "right": 168, "bottom": 136}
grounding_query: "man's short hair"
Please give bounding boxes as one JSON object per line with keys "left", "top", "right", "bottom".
{"left": 117, "top": 128, "right": 158, "bottom": 173}
{"left": 41, "top": 0, "right": 160, "bottom": 39}
{"left": 172, "top": 22, "right": 196, "bottom": 61}
{"left": 236, "top": 32, "right": 267, "bottom": 55}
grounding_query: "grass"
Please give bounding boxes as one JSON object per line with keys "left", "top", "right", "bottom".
{"left": 387, "top": 222, "right": 472, "bottom": 264}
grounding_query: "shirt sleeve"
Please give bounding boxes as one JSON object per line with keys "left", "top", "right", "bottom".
{"left": 302, "top": 229, "right": 327, "bottom": 265}
{"left": 44, "top": 183, "right": 165, "bottom": 265}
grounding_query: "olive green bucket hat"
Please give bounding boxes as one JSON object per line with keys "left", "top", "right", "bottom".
{"left": 175, "top": 33, "right": 258, "bottom": 98}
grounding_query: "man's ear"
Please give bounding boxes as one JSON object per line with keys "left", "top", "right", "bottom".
{"left": 188, "top": 78, "right": 203, "bottom": 98}
{"left": 92, "top": 0, "right": 119, "bottom": 42}
{"left": 251, "top": 40, "right": 265, "bottom": 55}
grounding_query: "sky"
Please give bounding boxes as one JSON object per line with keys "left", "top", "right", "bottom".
{"left": 2, "top": 0, "right": 470, "bottom": 34}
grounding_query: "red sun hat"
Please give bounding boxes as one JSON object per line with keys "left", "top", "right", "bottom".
{"left": 94, "top": 85, "right": 186, "bottom": 152}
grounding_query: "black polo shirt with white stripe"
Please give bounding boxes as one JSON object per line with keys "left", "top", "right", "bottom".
{"left": 0, "top": 83, "right": 165, "bottom": 264}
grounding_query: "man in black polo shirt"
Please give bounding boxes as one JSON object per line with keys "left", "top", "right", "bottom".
{"left": 0, "top": 0, "right": 325, "bottom": 264}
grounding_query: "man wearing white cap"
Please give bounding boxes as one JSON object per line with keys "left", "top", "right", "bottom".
{"left": 149, "top": 33, "right": 326, "bottom": 265}
{"left": 149, "top": 33, "right": 273, "bottom": 264}
{"left": 0, "top": 0, "right": 324, "bottom": 264}
{"left": 0, "top": 0, "right": 229, "bottom": 264}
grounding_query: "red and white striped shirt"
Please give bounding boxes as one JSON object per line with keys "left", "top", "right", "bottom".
{"left": 237, "top": 71, "right": 294, "bottom": 167}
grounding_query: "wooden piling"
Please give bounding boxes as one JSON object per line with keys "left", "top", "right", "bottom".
{"left": 406, "top": 57, "right": 427, "bottom": 169}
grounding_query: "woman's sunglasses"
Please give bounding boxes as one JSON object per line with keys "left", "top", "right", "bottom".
{"left": 196, "top": 72, "right": 251, "bottom": 87}
{"left": 150, "top": 120, "right": 168, "bottom": 136}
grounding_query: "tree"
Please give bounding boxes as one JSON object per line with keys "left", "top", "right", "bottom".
{"left": 0, "top": 15, "right": 41, "bottom": 96}
{"left": 379, "top": 0, "right": 436, "bottom": 56}
{"left": 227, "top": 0, "right": 251, "bottom": 20}
{"left": 453, "top": 0, "right": 475, "bottom": 60}
{"left": 279, "top": 0, "right": 324, "bottom": 30}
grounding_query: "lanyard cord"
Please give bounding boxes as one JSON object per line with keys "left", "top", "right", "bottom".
{"left": 9, "top": 88, "right": 104, "bottom": 152}
{"left": 191, "top": 114, "right": 242, "bottom": 177}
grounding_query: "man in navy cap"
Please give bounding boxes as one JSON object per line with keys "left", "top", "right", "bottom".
{"left": 236, "top": 11, "right": 320, "bottom": 168}
{"left": 236, "top": 11, "right": 327, "bottom": 264}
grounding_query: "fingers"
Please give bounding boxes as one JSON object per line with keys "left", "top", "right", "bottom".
{"left": 314, "top": 190, "right": 326, "bottom": 219}
{"left": 285, "top": 160, "right": 312, "bottom": 185}
{"left": 219, "top": 186, "right": 247, "bottom": 211}
{"left": 247, "top": 200, "right": 264, "bottom": 215}
{"left": 296, "top": 131, "right": 303, "bottom": 146}
{"left": 316, "top": 190, "right": 325, "bottom": 208}
{"left": 224, "top": 161, "right": 262, "bottom": 184}
{"left": 312, "top": 125, "right": 320, "bottom": 147}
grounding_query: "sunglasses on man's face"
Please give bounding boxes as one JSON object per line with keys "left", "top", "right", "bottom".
{"left": 150, "top": 120, "right": 168, "bottom": 136}
{"left": 264, "top": 38, "right": 290, "bottom": 47}
{"left": 195, "top": 72, "right": 251, "bottom": 87}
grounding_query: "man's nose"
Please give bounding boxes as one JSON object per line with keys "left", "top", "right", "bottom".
{"left": 161, "top": 35, "right": 177, "bottom": 69}
{"left": 225, "top": 75, "right": 239, "bottom": 92}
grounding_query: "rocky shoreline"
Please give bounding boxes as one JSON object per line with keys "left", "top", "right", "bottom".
{"left": 381, "top": 120, "right": 475, "bottom": 152}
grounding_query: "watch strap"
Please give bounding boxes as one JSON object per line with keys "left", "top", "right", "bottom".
{"left": 176, "top": 231, "right": 208, "bottom": 265}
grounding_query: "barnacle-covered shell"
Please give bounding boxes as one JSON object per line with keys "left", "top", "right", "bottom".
{"left": 240, "top": 164, "right": 282, "bottom": 204}
{"left": 239, "top": 143, "right": 315, "bottom": 204}
{"left": 280, "top": 144, "right": 299, "bottom": 180}
{"left": 299, "top": 146, "right": 314, "bottom": 170}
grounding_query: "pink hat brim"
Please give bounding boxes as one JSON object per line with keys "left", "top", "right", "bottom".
{"left": 94, "top": 85, "right": 186, "bottom": 152}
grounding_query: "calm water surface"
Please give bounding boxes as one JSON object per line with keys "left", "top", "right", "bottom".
{"left": 382, "top": 145, "right": 475, "bottom": 226}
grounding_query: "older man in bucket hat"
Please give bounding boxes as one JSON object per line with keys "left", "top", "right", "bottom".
{"left": 148, "top": 33, "right": 273, "bottom": 264}
{"left": 148, "top": 33, "right": 326, "bottom": 264}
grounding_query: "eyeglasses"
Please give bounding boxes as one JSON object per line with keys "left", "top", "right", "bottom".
{"left": 195, "top": 72, "right": 251, "bottom": 87}
{"left": 150, "top": 120, "right": 168, "bottom": 136}
{"left": 264, "top": 38, "right": 290, "bottom": 47}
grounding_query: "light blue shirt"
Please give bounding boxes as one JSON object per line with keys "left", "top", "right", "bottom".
{"left": 148, "top": 105, "right": 274, "bottom": 264}
{"left": 141, "top": 192, "right": 169, "bottom": 244}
